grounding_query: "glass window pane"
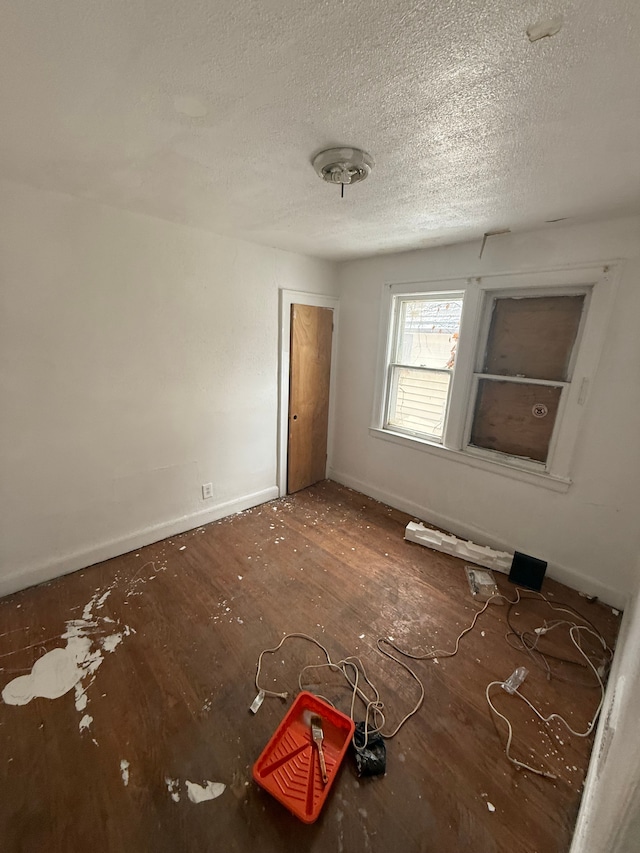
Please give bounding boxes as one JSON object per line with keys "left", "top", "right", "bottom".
{"left": 470, "top": 379, "right": 562, "bottom": 462}
{"left": 483, "top": 295, "right": 584, "bottom": 381}
{"left": 395, "top": 297, "right": 463, "bottom": 369}
{"left": 387, "top": 367, "right": 450, "bottom": 440}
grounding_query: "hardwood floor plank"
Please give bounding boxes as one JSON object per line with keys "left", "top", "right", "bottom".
{"left": 0, "top": 481, "right": 621, "bottom": 852}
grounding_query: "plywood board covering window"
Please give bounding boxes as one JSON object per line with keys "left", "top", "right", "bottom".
{"left": 483, "top": 295, "right": 585, "bottom": 381}
{"left": 471, "top": 380, "right": 562, "bottom": 462}
{"left": 470, "top": 294, "right": 585, "bottom": 463}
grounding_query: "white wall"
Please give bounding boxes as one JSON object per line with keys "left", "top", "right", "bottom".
{"left": 0, "top": 180, "right": 337, "bottom": 596}
{"left": 570, "top": 559, "right": 640, "bottom": 853}
{"left": 330, "top": 217, "right": 640, "bottom": 607}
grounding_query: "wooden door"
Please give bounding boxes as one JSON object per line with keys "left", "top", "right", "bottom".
{"left": 287, "top": 304, "right": 333, "bottom": 494}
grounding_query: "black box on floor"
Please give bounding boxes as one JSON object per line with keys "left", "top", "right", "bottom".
{"left": 508, "top": 551, "right": 547, "bottom": 591}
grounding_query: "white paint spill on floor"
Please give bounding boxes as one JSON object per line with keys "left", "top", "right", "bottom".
{"left": 101, "top": 633, "right": 123, "bottom": 653}
{"left": 1, "top": 581, "right": 134, "bottom": 741}
{"left": 2, "top": 638, "right": 94, "bottom": 705}
{"left": 75, "top": 684, "right": 88, "bottom": 711}
{"left": 186, "top": 780, "right": 226, "bottom": 803}
{"left": 120, "top": 759, "right": 130, "bottom": 786}
{"left": 165, "top": 777, "right": 181, "bottom": 802}
{"left": 487, "top": 802, "right": 496, "bottom": 812}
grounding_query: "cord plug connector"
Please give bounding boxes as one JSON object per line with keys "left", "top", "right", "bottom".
{"left": 502, "top": 666, "right": 529, "bottom": 694}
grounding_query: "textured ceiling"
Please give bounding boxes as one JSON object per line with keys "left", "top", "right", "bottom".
{"left": 1, "top": 0, "right": 639, "bottom": 259}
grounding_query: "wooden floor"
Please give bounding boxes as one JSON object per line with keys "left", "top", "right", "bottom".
{"left": 0, "top": 481, "right": 621, "bottom": 853}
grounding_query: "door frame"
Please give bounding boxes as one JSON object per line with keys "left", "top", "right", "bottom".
{"left": 278, "top": 290, "right": 339, "bottom": 497}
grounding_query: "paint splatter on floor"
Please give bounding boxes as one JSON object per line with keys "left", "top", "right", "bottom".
{"left": 1, "top": 580, "right": 136, "bottom": 741}
{"left": 185, "top": 780, "right": 226, "bottom": 803}
{"left": 165, "top": 777, "right": 181, "bottom": 802}
{"left": 2, "top": 641, "right": 94, "bottom": 706}
{"left": 120, "top": 759, "right": 130, "bottom": 786}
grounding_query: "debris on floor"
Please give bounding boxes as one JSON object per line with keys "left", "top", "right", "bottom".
{"left": 352, "top": 721, "right": 386, "bottom": 777}
{"left": 405, "top": 522, "right": 512, "bottom": 572}
{"left": 165, "top": 778, "right": 181, "bottom": 802}
{"left": 185, "top": 780, "right": 226, "bottom": 803}
{"left": 466, "top": 566, "right": 500, "bottom": 602}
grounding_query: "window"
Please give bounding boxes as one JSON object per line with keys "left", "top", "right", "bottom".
{"left": 385, "top": 295, "right": 463, "bottom": 441}
{"left": 468, "top": 293, "right": 585, "bottom": 463}
{"left": 374, "top": 266, "right": 614, "bottom": 488}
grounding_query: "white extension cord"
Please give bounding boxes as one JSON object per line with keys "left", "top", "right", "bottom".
{"left": 253, "top": 589, "right": 611, "bottom": 777}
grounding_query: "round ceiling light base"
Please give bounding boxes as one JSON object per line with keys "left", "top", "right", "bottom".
{"left": 312, "top": 147, "right": 374, "bottom": 186}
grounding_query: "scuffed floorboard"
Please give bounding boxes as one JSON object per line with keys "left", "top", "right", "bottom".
{"left": 0, "top": 481, "right": 621, "bottom": 853}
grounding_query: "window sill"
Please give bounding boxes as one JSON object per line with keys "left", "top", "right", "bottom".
{"left": 368, "top": 427, "right": 572, "bottom": 493}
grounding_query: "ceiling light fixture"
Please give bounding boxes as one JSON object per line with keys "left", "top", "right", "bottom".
{"left": 312, "top": 147, "right": 374, "bottom": 198}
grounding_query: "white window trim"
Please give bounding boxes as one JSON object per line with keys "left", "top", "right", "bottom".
{"left": 383, "top": 290, "right": 463, "bottom": 442}
{"left": 371, "top": 263, "right": 621, "bottom": 491}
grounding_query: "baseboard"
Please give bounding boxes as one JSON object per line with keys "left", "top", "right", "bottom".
{"left": 0, "top": 485, "right": 280, "bottom": 599}
{"left": 328, "top": 468, "right": 625, "bottom": 610}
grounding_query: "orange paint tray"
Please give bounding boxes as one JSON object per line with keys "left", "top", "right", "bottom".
{"left": 252, "top": 691, "right": 355, "bottom": 823}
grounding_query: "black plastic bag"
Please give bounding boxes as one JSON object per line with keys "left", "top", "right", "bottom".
{"left": 352, "top": 721, "right": 386, "bottom": 777}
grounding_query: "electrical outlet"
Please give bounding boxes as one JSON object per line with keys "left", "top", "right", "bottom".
{"left": 202, "top": 482, "right": 213, "bottom": 500}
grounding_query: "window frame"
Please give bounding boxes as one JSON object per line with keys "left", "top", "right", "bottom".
{"left": 383, "top": 290, "right": 464, "bottom": 443}
{"left": 371, "top": 264, "right": 619, "bottom": 490}
{"left": 463, "top": 284, "right": 591, "bottom": 474}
